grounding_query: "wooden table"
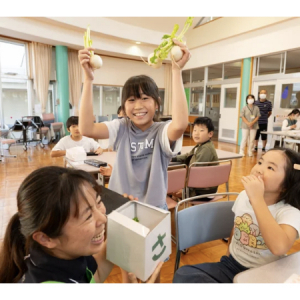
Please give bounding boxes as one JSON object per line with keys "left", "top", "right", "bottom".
{"left": 181, "top": 146, "right": 243, "bottom": 160}
{"left": 233, "top": 251, "right": 300, "bottom": 283}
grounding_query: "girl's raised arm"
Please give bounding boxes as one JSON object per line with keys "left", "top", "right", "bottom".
{"left": 167, "top": 40, "right": 190, "bottom": 142}
{"left": 78, "top": 48, "right": 109, "bottom": 140}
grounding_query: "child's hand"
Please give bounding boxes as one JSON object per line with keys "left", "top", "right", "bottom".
{"left": 241, "top": 175, "right": 265, "bottom": 204}
{"left": 171, "top": 39, "right": 191, "bottom": 70}
{"left": 99, "top": 164, "right": 112, "bottom": 176}
{"left": 123, "top": 193, "right": 138, "bottom": 201}
{"left": 128, "top": 262, "right": 163, "bottom": 283}
{"left": 95, "top": 147, "right": 104, "bottom": 155}
{"left": 78, "top": 48, "right": 94, "bottom": 81}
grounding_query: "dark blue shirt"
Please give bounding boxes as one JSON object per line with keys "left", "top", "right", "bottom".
{"left": 254, "top": 99, "right": 272, "bottom": 124}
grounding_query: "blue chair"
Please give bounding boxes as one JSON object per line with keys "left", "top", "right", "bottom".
{"left": 98, "top": 116, "right": 109, "bottom": 123}
{"left": 174, "top": 192, "right": 239, "bottom": 274}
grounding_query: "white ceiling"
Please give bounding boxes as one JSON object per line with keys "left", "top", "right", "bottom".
{"left": 106, "top": 17, "right": 202, "bottom": 33}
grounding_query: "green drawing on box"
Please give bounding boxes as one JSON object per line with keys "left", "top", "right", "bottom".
{"left": 152, "top": 233, "right": 166, "bottom": 261}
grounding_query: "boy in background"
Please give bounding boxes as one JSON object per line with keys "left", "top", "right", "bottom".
{"left": 50, "top": 116, "right": 103, "bottom": 157}
{"left": 171, "top": 116, "right": 219, "bottom": 198}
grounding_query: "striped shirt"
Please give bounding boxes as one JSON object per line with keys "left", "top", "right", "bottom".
{"left": 254, "top": 99, "right": 272, "bottom": 124}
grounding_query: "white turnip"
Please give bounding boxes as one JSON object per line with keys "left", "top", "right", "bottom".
{"left": 171, "top": 46, "right": 183, "bottom": 62}
{"left": 89, "top": 54, "right": 103, "bottom": 69}
{"left": 147, "top": 52, "right": 162, "bottom": 69}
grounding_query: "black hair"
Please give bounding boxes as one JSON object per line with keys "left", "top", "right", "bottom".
{"left": 193, "top": 116, "right": 214, "bottom": 133}
{"left": 265, "top": 148, "right": 300, "bottom": 209}
{"left": 117, "top": 106, "right": 122, "bottom": 115}
{"left": 288, "top": 109, "right": 300, "bottom": 116}
{"left": 121, "top": 75, "right": 161, "bottom": 122}
{"left": 246, "top": 94, "right": 255, "bottom": 104}
{"left": 66, "top": 116, "right": 79, "bottom": 130}
{"left": 0, "top": 166, "right": 102, "bottom": 283}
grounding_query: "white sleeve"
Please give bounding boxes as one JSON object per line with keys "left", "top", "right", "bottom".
{"left": 52, "top": 137, "right": 67, "bottom": 151}
{"left": 282, "top": 119, "right": 291, "bottom": 131}
{"left": 161, "top": 121, "right": 183, "bottom": 156}
{"left": 89, "top": 138, "right": 101, "bottom": 151}
{"left": 103, "top": 119, "right": 122, "bottom": 149}
{"left": 232, "top": 190, "right": 246, "bottom": 213}
{"left": 277, "top": 206, "right": 300, "bottom": 239}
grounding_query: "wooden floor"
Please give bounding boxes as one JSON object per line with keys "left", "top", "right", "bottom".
{"left": 1, "top": 137, "right": 300, "bottom": 283}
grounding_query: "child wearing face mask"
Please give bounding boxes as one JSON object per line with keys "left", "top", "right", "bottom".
{"left": 173, "top": 148, "right": 300, "bottom": 283}
{"left": 239, "top": 95, "right": 260, "bottom": 157}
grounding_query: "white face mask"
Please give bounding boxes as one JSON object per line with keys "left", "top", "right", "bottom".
{"left": 259, "top": 94, "right": 267, "bottom": 99}
{"left": 247, "top": 99, "right": 254, "bottom": 105}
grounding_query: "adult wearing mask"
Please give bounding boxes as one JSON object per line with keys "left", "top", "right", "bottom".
{"left": 254, "top": 89, "right": 272, "bottom": 152}
{"left": 240, "top": 94, "right": 260, "bottom": 157}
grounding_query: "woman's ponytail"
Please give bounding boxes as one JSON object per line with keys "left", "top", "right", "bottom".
{"left": 0, "top": 213, "right": 27, "bottom": 283}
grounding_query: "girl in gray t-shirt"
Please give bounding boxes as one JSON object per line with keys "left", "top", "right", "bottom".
{"left": 78, "top": 40, "right": 191, "bottom": 209}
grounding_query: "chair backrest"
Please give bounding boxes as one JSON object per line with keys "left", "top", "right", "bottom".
{"left": 187, "top": 160, "right": 232, "bottom": 188}
{"left": 98, "top": 116, "right": 109, "bottom": 123}
{"left": 174, "top": 192, "right": 239, "bottom": 272}
{"left": 167, "top": 165, "right": 187, "bottom": 194}
{"left": 111, "top": 114, "right": 118, "bottom": 120}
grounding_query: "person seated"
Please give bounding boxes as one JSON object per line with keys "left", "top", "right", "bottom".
{"left": 281, "top": 109, "right": 300, "bottom": 131}
{"left": 171, "top": 116, "right": 219, "bottom": 199}
{"left": 50, "top": 116, "right": 103, "bottom": 158}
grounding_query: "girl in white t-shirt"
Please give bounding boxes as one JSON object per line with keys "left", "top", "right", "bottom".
{"left": 173, "top": 148, "right": 300, "bottom": 283}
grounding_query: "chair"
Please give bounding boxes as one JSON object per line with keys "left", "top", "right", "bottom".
{"left": 111, "top": 114, "right": 118, "bottom": 120}
{"left": 283, "top": 137, "right": 300, "bottom": 152}
{"left": 186, "top": 160, "right": 232, "bottom": 204}
{"left": 0, "top": 129, "right": 17, "bottom": 160}
{"left": 174, "top": 192, "right": 239, "bottom": 273}
{"left": 269, "top": 125, "right": 283, "bottom": 148}
{"left": 42, "top": 113, "right": 63, "bottom": 143}
{"left": 166, "top": 164, "right": 187, "bottom": 244}
{"left": 98, "top": 116, "right": 109, "bottom": 123}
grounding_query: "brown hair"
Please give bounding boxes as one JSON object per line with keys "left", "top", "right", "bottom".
{"left": 0, "top": 166, "right": 101, "bottom": 283}
{"left": 121, "top": 75, "right": 161, "bottom": 122}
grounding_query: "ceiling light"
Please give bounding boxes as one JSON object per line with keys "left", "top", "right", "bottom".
{"left": 135, "top": 41, "right": 141, "bottom": 44}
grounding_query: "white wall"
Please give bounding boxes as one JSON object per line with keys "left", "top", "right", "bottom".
{"left": 185, "top": 18, "right": 300, "bottom": 69}
{"left": 92, "top": 56, "right": 165, "bottom": 88}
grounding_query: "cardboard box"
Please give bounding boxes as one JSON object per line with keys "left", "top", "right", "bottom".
{"left": 106, "top": 201, "right": 171, "bottom": 282}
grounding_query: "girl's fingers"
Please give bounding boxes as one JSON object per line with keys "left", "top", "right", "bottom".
{"left": 80, "top": 59, "right": 90, "bottom": 66}
{"left": 147, "top": 262, "right": 164, "bottom": 283}
{"left": 173, "top": 39, "right": 186, "bottom": 48}
{"left": 123, "top": 193, "right": 128, "bottom": 198}
{"left": 128, "top": 273, "right": 138, "bottom": 283}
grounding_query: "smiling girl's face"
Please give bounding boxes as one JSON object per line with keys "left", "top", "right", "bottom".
{"left": 49, "top": 182, "right": 107, "bottom": 260}
{"left": 250, "top": 150, "right": 287, "bottom": 202}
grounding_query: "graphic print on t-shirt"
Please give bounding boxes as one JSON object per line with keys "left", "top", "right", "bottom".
{"left": 233, "top": 213, "right": 268, "bottom": 250}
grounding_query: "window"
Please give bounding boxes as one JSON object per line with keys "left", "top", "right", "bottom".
{"left": 190, "top": 87, "right": 204, "bottom": 116}
{"left": 208, "top": 64, "right": 223, "bottom": 80}
{"left": 182, "top": 70, "right": 190, "bottom": 84}
{"left": 102, "top": 86, "right": 121, "bottom": 118}
{"left": 0, "top": 39, "right": 29, "bottom": 127}
{"left": 280, "top": 83, "right": 300, "bottom": 109}
{"left": 159, "top": 89, "right": 165, "bottom": 114}
{"left": 191, "top": 68, "right": 204, "bottom": 83}
{"left": 285, "top": 49, "right": 300, "bottom": 74}
{"left": 93, "top": 85, "right": 101, "bottom": 116}
{"left": 224, "top": 87, "right": 237, "bottom": 108}
{"left": 224, "top": 61, "right": 241, "bottom": 79}
{"left": 258, "top": 53, "right": 282, "bottom": 75}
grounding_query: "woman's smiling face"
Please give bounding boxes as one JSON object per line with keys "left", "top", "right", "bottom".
{"left": 50, "top": 182, "right": 107, "bottom": 259}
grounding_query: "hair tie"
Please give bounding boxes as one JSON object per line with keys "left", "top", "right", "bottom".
{"left": 294, "top": 164, "right": 300, "bottom": 170}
